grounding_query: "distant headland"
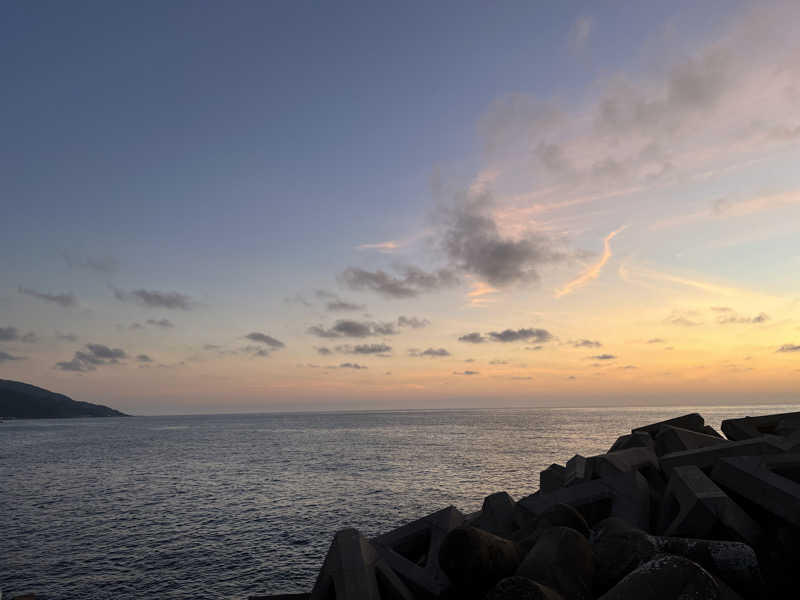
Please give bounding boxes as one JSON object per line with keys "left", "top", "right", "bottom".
{"left": 0, "top": 379, "right": 127, "bottom": 419}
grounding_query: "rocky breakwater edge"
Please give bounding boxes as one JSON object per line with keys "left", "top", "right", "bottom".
{"left": 252, "top": 411, "right": 800, "bottom": 600}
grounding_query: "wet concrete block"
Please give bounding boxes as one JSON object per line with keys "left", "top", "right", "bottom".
{"left": 632, "top": 412, "right": 706, "bottom": 438}
{"left": 519, "top": 471, "right": 650, "bottom": 531}
{"left": 539, "top": 464, "right": 565, "bottom": 494}
{"left": 438, "top": 526, "right": 522, "bottom": 597}
{"left": 486, "top": 577, "right": 564, "bottom": 600}
{"left": 516, "top": 526, "right": 594, "bottom": 600}
{"left": 656, "top": 465, "right": 761, "bottom": 547}
{"left": 607, "top": 431, "right": 653, "bottom": 453}
{"left": 659, "top": 436, "right": 783, "bottom": 475}
{"left": 654, "top": 425, "right": 731, "bottom": 457}
{"left": 311, "top": 528, "right": 414, "bottom": 600}
{"left": 373, "top": 506, "right": 464, "bottom": 598}
{"left": 721, "top": 411, "right": 800, "bottom": 441}
{"left": 591, "top": 446, "right": 659, "bottom": 478}
{"left": 514, "top": 503, "right": 590, "bottom": 553}
{"left": 710, "top": 454, "right": 800, "bottom": 527}
{"left": 471, "top": 492, "right": 517, "bottom": 538}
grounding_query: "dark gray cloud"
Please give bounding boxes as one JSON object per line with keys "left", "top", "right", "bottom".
{"left": 326, "top": 299, "right": 365, "bottom": 312}
{"left": 0, "top": 327, "right": 19, "bottom": 341}
{"left": 590, "top": 354, "right": 617, "bottom": 360}
{"left": 245, "top": 332, "right": 285, "bottom": 348}
{"left": 487, "top": 328, "right": 553, "bottom": 343}
{"left": 453, "top": 370, "right": 479, "bottom": 375}
{"left": 339, "top": 266, "right": 458, "bottom": 298}
{"left": 56, "top": 343, "right": 127, "bottom": 372}
{"left": 437, "top": 193, "right": 564, "bottom": 286}
{"left": 0, "top": 326, "right": 39, "bottom": 343}
{"left": 113, "top": 288, "right": 194, "bottom": 310}
{"left": 571, "top": 339, "right": 602, "bottom": 348}
{"left": 336, "top": 343, "right": 392, "bottom": 355}
{"left": 409, "top": 347, "right": 451, "bottom": 357}
{"left": 18, "top": 287, "right": 77, "bottom": 307}
{"left": 0, "top": 351, "right": 25, "bottom": 362}
{"left": 777, "top": 344, "right": 800, "bottom": 353}
{"left": 315, "top": 346, "right": 333, "bottom": 355}
{"left": 146, "top": 318, "right": 175, "bottom": 329}
{"left": 137, "top": 354, "right": 153, "bottom": 363}
{"left": 339, "top": 362, "right": 367, "bottom": 369}
{"left": 308, "top": 319, "right": 396, "bottom": 338}
{"left": 397, "top": 316, "right": 430, "bottom": 329}
{"left": 458, "top": 332, "right": 486, "bottom": 343}
{"left": 62, "top": 251, "right": 119, "bottom": 274}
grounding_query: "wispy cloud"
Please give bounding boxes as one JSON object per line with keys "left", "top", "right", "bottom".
{"left": 308, "top": 319, "right": 396, "bottom": 338}
{"left": 113, "top": 288, "right": 194, "bottom": 310}
{"left": 568, "top": 16, "right": 593, "bottom": 52}
{"left": 62, "top": 251, "right": 119, "bottom": 274}
{"left": 356, "top": 241, "right": 400, "bottom": 252}
{"left": 556, "top": 226, "right": 626, "bottom": 297}
{"left": 336, "top": 343, "right": 391, "bottom": 355}
{"left": 56, "top": 343, "right": 127, "bottom": 372}
{"left": 409, "top": 347, "right": 451, "bottom": 357}
{"left": 339, "top": 266, "right": 458, "bottom": 298}
{"left": 397, "top": 316, "right": 430, "bottom": 329}
{"left": 777, "top": 344, "right": 800, "bottom": 353}
{"left": 0, "top": 351, "right": 25, "bottom": 362}
{"left": 18, "top": 287, "right": 77, "bottom": 307}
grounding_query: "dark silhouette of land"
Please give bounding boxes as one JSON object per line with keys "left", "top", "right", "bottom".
{"left": 0, "top": 379, "right": 127, "bottom": 418}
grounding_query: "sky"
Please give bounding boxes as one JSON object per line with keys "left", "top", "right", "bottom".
{"left": 2, "top": 1, "right": 800, "bottom": 414}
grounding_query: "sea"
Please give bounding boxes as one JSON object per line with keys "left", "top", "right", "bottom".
{"left": 1, "top": 405, "right": 796, "bottom": 599}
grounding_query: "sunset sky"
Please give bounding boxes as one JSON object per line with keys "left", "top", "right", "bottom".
{"left": 2, "top": 1, "right": 800, "bottom": 414}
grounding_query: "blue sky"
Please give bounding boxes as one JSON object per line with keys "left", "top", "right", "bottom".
{"left": 2, "top": 1, "right": 799, "bottom": 414}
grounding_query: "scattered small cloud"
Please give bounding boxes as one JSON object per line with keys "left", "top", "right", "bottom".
{"left": 0, "top": 351, "right": 25, "bottom": 362}
{"left": 717, "top": 312, "right": 770, "bottom": 324}
{"left": 136, "top": 354, "right": 153, "bottom": 363}
{"left": 453, "top": 370, "right": 480, "bottom": 375}
{"left": 647, "top": 338, "right": 666, "bottom": 344}
{"left": 525, "top": 345, "right": 544, "bottom": 351}
{"left": 589, "top": 354, "right": 617, "bottom": 360}
{"left": 336, "top": 343, "right": 392, "bottom": 355}
{"left": 245, "top": 332, "right": 285, "bottom": 348}
{"left": 284, "top": 294, "right": 312, "bottom": 307}
{"left": 339, "top": 266, "right": 458, "bottom": 298}
{"left": 409, "top": 347, "right": 451, "bottom": 357}
{"left": 397, "top": 316, "right": 430, "bottom": 329}
{"left": 339, "top": 362, "right": 367, "bottom": 369}
{"left": 146, "top": 318, "right": 175, "bottom": 329}
{"left": 665, "top": 310, "right": 702, "bottom": 327}
{"left": 488, "top": 328, "right": 553, "bottom": 343}
{"left": 18, "top": 287, "right": 77, "bottom": 308}
{"left": 568, "top": 15, "right": 593, "bottom": 52}
{"left": 113, "top": 288, "right": 194, "bottom": 310}
{"left": 458, "top": 332, "right": 486, "bottom": 343}
{"left": 489, "top": 359, "right": 508, "bottom": 365}
{"left": 326, "top": 299, "right": 365, "bottom": 312}
{"left": 56, "top": 343, "right": 127, "bottom": 372}
{"left": 0, "top": 327, "right": 38, "bottom": 342}
{"left": 571, "top": 339, "right": 602, "bottom": 348}
{"left": 56, "top": 332, "right": 79, "bottom": 342}
{"left": 315, "top": 346, "right": 333, "bottom": 355}
{"left": 308, "top": 319, "right": 396, "bottom": 338}
{"left": 777, "top": 344, "right": 800, "bottom": 353}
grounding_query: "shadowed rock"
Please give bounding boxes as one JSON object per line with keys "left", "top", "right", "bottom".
{"left": 516, "top": 527, "right": 594, "bottom": 600}
{"left": 486, "top": 576, "right": 564, "bottom": 600}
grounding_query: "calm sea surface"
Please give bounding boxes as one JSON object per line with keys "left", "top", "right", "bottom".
{"left": 2, "top": 405, "right": 796, "bottom": 599}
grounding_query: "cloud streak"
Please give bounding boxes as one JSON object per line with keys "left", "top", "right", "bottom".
{"left": 18, "top": 287, "right": 77, "bottom": 307}
{"left": 556, "top": 226, "right": 626, "bottom": 298}
{"left": 113, "top": 288, "right": 194, "bottom": 310}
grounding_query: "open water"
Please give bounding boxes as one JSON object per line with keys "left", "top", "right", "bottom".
{"left": 2, "top": 405, "right": 796, "bottom": 599}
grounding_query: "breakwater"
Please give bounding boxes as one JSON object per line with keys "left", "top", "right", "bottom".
{"left": 251, "top": 411, "right": 800, "bottom": 600}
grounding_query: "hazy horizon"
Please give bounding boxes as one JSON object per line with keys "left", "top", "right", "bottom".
{"left": 3, "top": 1, "right": 800, "bottom": 414}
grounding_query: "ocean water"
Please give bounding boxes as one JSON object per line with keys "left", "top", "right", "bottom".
{"left": 1, "top": 405, "right": 796, "bottom": 599}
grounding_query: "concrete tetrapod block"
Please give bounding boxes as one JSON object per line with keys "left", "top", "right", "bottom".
{"left": 597, "top": 554, "right": 740, "bottom": 600}
{"left": 518, "top": 471, "right": 650, "bottom": 531}
{"left": 721, "top": 411, "right": 800, "bottom": 441}
{"left": 563, "top": 455, "right": 591, "bottom": 487}
{"left": 632, "top": 412, "right": 706, "bottom": 438}
{"left": 659, "top": 436, "right": 783, "bottom": 475}
{"left": 607, "top": 431, "right": 653, "bottom": 453}
{"left": 539, "top": 464, "right": 565, "bottom": 494}
{"left": 654, "top": 425, "right": 731, "bottom": 457}
{"left": 656, "top": 465, "right": 762, "bottom": 547}
{"left": 471, "top": 492, "right": 517, "bottom": 538}
{"left": 486, "top": 576, "right": 564, "bottom": 600}
{"left": 515, "top": 526, "right": 594, "bottom": 600}
{"left": 311, "top": 528, "right": 414, "bottom": 600}
{"left": 590, "top": 446, "right": 659, "bottom": 478}
{"left": 438, "top": 526, "right": 522, "bottom": 598}
{"left": 372, "top": 506, "right": 464, "bottom": 598}
{"left": 710, "top": 454, "right": 800, "bottom": 527}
